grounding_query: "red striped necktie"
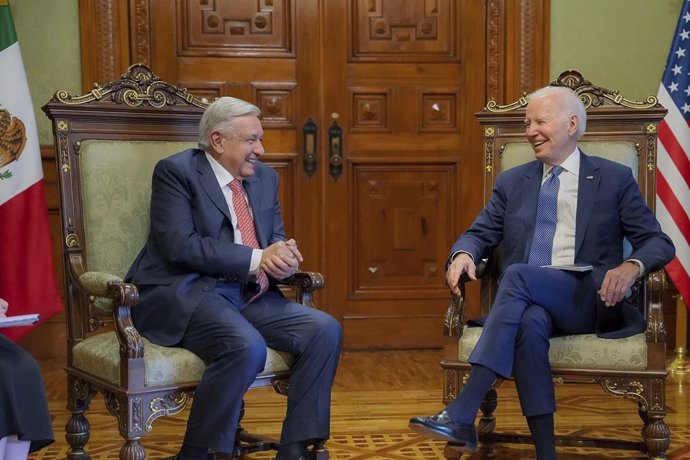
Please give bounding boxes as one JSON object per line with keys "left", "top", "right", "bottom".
{"left": 229, "top": 179, "right": 268, "bottom": 302}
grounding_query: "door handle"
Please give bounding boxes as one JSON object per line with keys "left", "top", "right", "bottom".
{"left": 328, "top": 113, "right": 343, "bottom": 180}
{"left": 303, "top": 118, "right": 317, "bottom": 177}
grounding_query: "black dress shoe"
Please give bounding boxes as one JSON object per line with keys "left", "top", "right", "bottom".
{"left": 409, "top": 410, "right": 478, "bottom": 452}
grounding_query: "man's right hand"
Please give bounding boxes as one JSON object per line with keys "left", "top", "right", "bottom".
{"left": 446, "top": 252, "right": 476, "bottom": 296}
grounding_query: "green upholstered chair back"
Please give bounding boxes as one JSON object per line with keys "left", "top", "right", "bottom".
{"left": 500, "top": 140, "right": 639, "bottom": 180}
{"left": 79, "top": 140, "right": 196, "bottom": 278}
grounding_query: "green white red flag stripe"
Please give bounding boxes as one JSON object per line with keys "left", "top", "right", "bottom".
{"left": 0, "top": 2, "right": 63, "bottom": 341}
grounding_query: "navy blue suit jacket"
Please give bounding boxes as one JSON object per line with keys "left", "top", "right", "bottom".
{"left": 451, "top": 151, "right": 675, "bottom": 338}
{"left": 125, "top": 148, "right": 288, "bottom": 346}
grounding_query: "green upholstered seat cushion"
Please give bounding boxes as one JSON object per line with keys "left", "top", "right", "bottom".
{"left": 72, "top": 331, "right": 294, "bottom": 387}
{"left": 458, "top": 326, "right": 647, "bottom": 371}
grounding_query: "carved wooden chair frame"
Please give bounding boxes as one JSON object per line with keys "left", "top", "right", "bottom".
{"left": 43, "top": 64, "right": 327, "bottom": 460}
{"left": 441, "top": 70, "right": 670, "bottom": 459}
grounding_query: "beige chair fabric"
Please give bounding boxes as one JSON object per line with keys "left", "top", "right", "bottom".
{"left": 501, "top": 140, "right": 638, "bottom": 178}
{"left": 79, "top": 140, "right": 197, "bottom": 278}
{"left": 458, "top": 326, "right": 647, "bottom": 371}
{"left": 73, "top": 332, "right": 294, "bottom": 387}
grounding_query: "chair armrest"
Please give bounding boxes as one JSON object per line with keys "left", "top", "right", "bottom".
{"left": 444, "top": 258, "right": 489, "bottom": 337}
{"left": 645, "top": 269, "right": 667, "bottom": 346}
{"left": 279, "top": 271, "right": 324, "bottom": 308}
{"left": 68, "top": 254, "right": 144, "bottom": 360}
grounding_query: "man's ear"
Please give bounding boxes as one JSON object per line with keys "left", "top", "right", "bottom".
{"left": 568, "top": 114, "right": 579, "bottom": 136}
{"left": 209, "top": 131, "right": 224, "bottom": 152}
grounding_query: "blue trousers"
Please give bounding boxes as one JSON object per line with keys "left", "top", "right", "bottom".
{"left": 468, "top": 264, "right": 597, "bottom": 416}
{"left": 179, "top": 285, "right": 342, "bottom": 452}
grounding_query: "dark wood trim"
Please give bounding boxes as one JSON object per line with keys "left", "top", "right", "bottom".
{"left": 79, "top": 0, "right": 131, "bottom": 90}
{"left": 486, "top": 0, "right": 550, "bottom": 103}
{"left": 81, "top": 1, "right": 551, "bottom": 100}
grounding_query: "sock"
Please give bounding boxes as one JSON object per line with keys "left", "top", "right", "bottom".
{"left": 527, "top": 413, "right": 557, "bottom": 460}
{"left": 177, "top": 443, "right": 208, "bottom": 460}
{"left": 444, "top": 364, "right": 497, "bottom": 425}
{"left": 275, "top": 441, "right": 308, "bottom": 460}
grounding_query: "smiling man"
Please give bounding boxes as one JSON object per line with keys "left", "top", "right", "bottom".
{"left": 125, "top": 97, "right": 342, "bottom": 460}
{"left": 409, "top": 86, "right": 675, "bottom": 459}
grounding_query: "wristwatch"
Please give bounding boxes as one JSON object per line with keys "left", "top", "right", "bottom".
{"left": 625, "top": 259, "right": 643, "bottom": 277}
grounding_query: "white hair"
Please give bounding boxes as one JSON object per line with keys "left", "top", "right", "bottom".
{"left": 527, "top": 86, "right": 587, "bottom": 139}
{"left": 198, "top": 97, "right": 261, "bottom": 152}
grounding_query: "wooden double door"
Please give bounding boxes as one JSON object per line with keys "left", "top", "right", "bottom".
{"left": 78, "top": 0, "right": 549, "bottom": 349}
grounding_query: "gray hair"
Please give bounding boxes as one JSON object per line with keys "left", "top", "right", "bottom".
{"left": 527, "top": 86, "right": 587, "bottom": 139}
{"left": 198, "top": 97, "right": 261, "bottom": 152}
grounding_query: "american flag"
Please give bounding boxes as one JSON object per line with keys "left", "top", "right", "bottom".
{"left": 657, "top": 2, "right": 690, "bottom": 309}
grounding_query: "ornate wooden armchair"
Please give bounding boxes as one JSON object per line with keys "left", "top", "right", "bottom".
{"left": 42, "top": 64, "right": 328, "bottom": 460}
{"left": 441, "top": 70, "right": 671, "bottom": 459}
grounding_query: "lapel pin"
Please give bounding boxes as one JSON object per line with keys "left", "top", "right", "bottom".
{"left": 586, "top": 175, "right": 594, "bottom": 180}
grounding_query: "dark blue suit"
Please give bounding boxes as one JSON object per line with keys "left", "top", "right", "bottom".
{"left": 125, "top": 149, "right": 342, "bottom": 452}
{"left": 451, "top": 151, "right": 674, "bottom": 416}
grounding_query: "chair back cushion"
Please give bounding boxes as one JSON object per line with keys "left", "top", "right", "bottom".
{"left": 79, "top": 140, "right": 196, "bottom": 277}
{"left": 500, "top": 140, "right": 639, "bottom": 180}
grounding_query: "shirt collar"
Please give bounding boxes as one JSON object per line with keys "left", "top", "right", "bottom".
{"left": 542, "top": 147, "right": 580, "bottom": 178}
{"left": 205, "top": 151, "right": 236, "bottom": 188}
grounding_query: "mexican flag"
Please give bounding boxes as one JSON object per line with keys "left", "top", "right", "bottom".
{"left": 0, "top": 2, "right": 62, "bottom": 342}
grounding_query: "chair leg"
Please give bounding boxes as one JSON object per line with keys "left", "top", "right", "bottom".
{"left": 641, "top": 413, "right": 670, "bottom": 460}
{"left": 477, "top": 387, "right": 498, "bottom": 434}
{"left": 65, "top": 376, "right": 95, "bottom": 460}
{"left": 477, "top": 387, "right": 498, "bottom": 459}
{"left": 118, "top": 440, "right": 146, "bottom": 460}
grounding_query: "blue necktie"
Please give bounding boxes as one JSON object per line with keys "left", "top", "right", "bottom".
{"left": 528, "top": 166, "right": 564, "bottom": 266}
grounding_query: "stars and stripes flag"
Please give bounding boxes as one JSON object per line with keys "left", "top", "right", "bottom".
{"left": 0, "top": 1, "right": 63, "bottom": 341}
{"left": 657, "top": 1, "right": 690, "bottom": 309}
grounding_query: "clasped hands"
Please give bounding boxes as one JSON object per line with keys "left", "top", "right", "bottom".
{"left": 261, "top": 239, "right": 303, "bottom": 280}
{"left": 446, "top": 253, "right": 640, "bottom": 307}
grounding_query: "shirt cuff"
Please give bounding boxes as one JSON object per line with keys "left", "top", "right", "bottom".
{"left": 250, "top": 249, "right": 263, "bottom": 275}
{"left": 625, "top": 259, "right": 645, "bottom": 277}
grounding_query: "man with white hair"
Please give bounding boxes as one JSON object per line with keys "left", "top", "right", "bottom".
{"left": 126, "top": 97, "right": 342, "bottom": 460}
{"left": 409, "top": 86, "right": 675, "bottom": 459}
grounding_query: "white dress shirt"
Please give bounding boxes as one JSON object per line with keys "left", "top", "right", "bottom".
{"left": 205, "top": 152, "right": 263, "bottom": 274}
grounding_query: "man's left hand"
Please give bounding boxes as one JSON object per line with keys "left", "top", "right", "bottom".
{"left": 598, "top": 262, "right": 640, "bottom": 307}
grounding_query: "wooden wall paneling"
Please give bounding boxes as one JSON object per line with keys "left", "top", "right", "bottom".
{"left": 79, "top": 0, "right": 131, "bottom": 90}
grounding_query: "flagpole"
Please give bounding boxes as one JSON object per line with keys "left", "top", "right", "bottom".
{"left": 668, "top": 295, "right": 690, "bottom": 375}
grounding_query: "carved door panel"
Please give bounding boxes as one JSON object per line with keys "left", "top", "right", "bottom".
{"left": 323, "top": 1, "right": 487, "bottom": 348}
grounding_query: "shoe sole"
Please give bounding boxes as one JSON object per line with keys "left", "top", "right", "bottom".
{"left": 408, "top": 422, "right": 477, "bottom": 453}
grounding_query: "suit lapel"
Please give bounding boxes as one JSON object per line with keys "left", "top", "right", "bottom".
{"left": 195, "top": 151, "right": 232, "bottom": 223}
{"left": 575, "top": 152, "right": 600, "bottom": 255}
